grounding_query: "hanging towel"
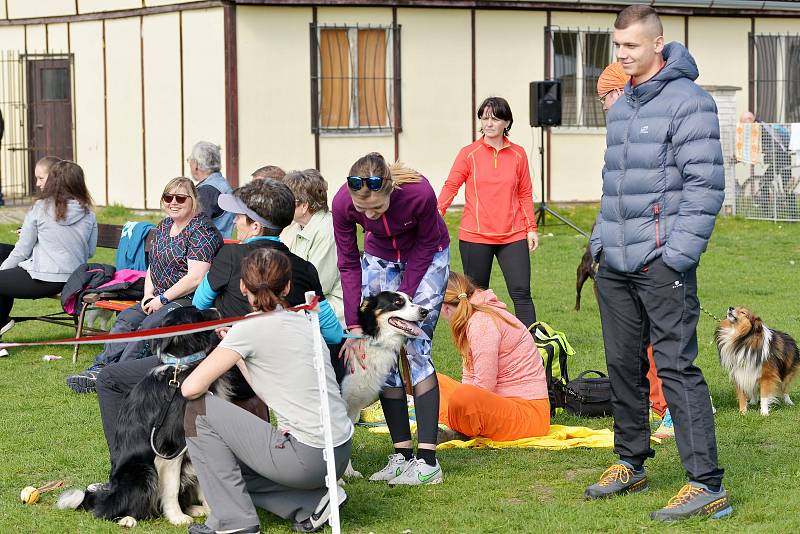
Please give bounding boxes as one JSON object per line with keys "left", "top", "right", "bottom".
{"left": 789, "top": 123, "right": 800, "bottom": 152}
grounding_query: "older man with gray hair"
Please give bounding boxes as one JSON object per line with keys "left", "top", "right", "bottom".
{"left": 188, "top": 141, "right": 235, "bottom": 238}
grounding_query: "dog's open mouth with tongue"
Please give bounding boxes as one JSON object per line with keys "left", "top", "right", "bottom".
{"left": 387, "top": 317, "right": 422, "bottom": 337}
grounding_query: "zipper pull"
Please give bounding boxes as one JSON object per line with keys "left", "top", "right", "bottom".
{"left": 653, "top": 204, "right": 660, "bottom": 216}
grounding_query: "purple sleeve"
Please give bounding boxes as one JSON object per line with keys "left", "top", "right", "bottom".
{"left": 332, "top": 189, "right": 363, "bottom": 328}
{"left": 397, "top": 182, "right": 442, "bottom": 298}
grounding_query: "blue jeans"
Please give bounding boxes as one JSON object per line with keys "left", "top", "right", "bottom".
{"left": 92, "top": 298, "right": 191, "bottom": 366}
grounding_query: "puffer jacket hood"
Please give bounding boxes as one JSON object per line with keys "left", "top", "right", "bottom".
{"left": 590, "top": 41, "right": 724, "bottom": 274}
{"left": 630, "top": 42, "right": 699, "bottom": 106}
{"left": 469, "top": 288, "right": 508, "bottom": 311}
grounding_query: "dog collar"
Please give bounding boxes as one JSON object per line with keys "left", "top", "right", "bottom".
{"left": 161, "top": 350, "right": 207, "bottom": 367}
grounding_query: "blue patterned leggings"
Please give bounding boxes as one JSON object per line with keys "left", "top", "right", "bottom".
{"left": 360, "top": 248, "right": 450, "bottom": 388}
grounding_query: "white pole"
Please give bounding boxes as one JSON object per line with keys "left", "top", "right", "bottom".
{"left": 304, "top": 291, "right": 341, "bottom": 534}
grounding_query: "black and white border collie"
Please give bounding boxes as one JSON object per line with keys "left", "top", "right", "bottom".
{"left": 340, "top": 291, "right": 428, "bottom": 477}
{"left": 59, "top": 307, "right": 236, "bottom": 528}
{"left": 715, "top": 306, "right": 799, "bottom": 416}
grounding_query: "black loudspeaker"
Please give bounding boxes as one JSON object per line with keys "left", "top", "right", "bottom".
{"left": 530, "top": 81, "right": 562, "bottom": 127}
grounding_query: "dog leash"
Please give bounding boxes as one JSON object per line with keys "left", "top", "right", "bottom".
{"left": 149, "top": 351, "right": 209, "bottom": 460}
{"left": 699, "top": 305, "right": 721, "bottom": 322}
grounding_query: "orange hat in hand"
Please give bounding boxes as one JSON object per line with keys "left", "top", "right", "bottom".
{"left": 596, "top": 62, "right": 629, "bottom": 97}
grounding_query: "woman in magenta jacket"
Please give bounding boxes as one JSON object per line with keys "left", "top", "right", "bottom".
{"left": 332, "top": 152, "right": 450, "bottom": 486}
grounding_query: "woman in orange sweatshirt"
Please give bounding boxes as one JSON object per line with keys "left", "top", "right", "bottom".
{"left": 437, "top": 272, "right": 550, "bottom": 442}
{"left": 438, "top": 96, "right": 538, "bottom": 328}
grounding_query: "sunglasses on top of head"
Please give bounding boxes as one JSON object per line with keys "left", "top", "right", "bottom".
{"left": 162, "top": 193, "right": 190, "bottom": 204}
{"left": 346, "top": 175, "right": 384, "bottom": 192}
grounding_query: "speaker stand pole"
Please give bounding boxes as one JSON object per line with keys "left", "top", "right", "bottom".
{"left": 535, "top": 126, "right": 588, "bottom": 238}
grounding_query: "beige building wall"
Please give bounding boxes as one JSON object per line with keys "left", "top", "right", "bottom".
{"left": 26, "top": 24, "right": 47, "bottom": 51}
{"left": 398, "top": 8, "right": 471, "bottom": 194}
{"left": 70, "top": 21, "right": 106, "bottom": 204}
{"left": 142, "top": 13, "right": 183, "bottom": 209}
{"left": 79, "top": 0, "right": 141, "bottom": 13}
{"left": 662, "top": 15, "right": 686, "bottom": 45}
{"left": 180, "top": 8, "right": 226, "bottom": 180}
{"left": 47, "top": 23, "right": 69, "bottom": 51}
{"left": 6, "top": 0, "right": 74, "bottom": 19}
{"left": 0, "top": 25, "right": 26, "bottom": 194}
{"left": 474, "top": 10, "right": 546, "bottom": 206}
{"left": 755, "top": 17, "right": 800, "bottom": 33}
{"left": 690, "top": 17, "right": 750, "bottom": 119}
{"left": 105, "top": 17, "right": 145, "bottom": 208}
{"left": 236, "top": 6, "right": 315, "bottom": 180}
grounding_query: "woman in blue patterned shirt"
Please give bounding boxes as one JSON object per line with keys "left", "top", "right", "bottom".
{"left": 67, "top": 177, "right": 223, "bottom": 393}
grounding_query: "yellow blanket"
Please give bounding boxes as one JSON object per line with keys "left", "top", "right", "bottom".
{"left": 435, "top": 425, "right": 613, "bottom": 450}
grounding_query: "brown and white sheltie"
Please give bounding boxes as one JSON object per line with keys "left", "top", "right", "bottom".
{"left": 715, "top": 306, "right": 800, "bottom": 416}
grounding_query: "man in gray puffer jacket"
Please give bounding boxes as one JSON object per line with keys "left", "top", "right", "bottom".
{"left": 585, "top": 5, "right": 730, "bottom": 522}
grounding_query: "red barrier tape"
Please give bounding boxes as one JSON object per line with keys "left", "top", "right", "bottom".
{"left": 0, "top": 296, "right": 321, "bottom": 349}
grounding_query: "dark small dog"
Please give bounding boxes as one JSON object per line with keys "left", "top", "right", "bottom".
{"left": 59, "top": 307, "right": 239, "bottom": 528}
{"left": 575, "top": 224, "right": 598, "bottom": 311}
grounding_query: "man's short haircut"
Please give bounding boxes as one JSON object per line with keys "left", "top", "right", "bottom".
{"left": 614, "top": 5, "right": 663, "bottom": 37}
{"left": 251, "top": 165, "right": 286, "bottom": 181}
{"left": 234, "top": 179, "right": 295, "bottom": 236}
{"left": 282, "top": 169, "right": 329, "bottom": 214}
{"left": 190, "top": 141, "right": 222, "bottom": 173}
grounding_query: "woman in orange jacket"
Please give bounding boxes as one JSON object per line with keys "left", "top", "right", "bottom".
{"left": 438, "top": 96, "right": 538, "bottom": 327}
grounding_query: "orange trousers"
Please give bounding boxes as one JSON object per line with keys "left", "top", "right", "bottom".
{"left": 647, "top": 344, "right": 668, "bottom": 417}
{"left": 437, "top": 373, "right": 550, "bottom": 441}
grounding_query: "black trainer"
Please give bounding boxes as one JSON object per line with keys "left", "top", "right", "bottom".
{"left": 292, "top": 489, "right": 348, "bottom": 532}
{"left": 584, "top": 461, "right": 648, "bottom": 499}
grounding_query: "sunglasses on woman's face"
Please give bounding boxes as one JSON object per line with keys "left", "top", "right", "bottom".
{"left": 346, "top": 175, "right": 384, "bottom": 192}
{"left": 162, "top": 193, "right": 190, "bottom": 204}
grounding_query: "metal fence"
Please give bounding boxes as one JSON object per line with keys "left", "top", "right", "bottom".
{"left": 0, "top": 50, "right": 30, "bottom": 205}
{"left": 729, "top": 122, "right": 799, "bottom": 221}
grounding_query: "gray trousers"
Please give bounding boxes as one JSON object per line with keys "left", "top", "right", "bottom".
{"left": 185, "top": 394, "right": 352, "bottom": 531}
{"left": 596, "top": 256, "right": 724, "bottom": 488}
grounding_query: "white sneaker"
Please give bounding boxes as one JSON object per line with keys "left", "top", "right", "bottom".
{"left": 0, "top": 348, "right": 8, "bottom": 358}
{"left": 368, "top": 453, "right": 412, "bottom": 482}
{"left": 388, "top": 458, "right": 443, "bottom": 486}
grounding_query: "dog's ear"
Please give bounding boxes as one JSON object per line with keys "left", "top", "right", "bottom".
{"left": 358, "top": 296, "right": 379, "bottom": 338}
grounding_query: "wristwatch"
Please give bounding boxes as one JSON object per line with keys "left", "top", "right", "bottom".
{"left": 159, "top": 293, "right": 170, "bottom": 305}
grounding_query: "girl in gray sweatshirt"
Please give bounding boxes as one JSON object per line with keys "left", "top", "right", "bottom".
{"left": 0, "top": 161, "right": 97, "bottom": 340}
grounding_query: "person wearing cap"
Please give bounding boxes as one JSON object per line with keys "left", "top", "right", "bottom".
{"left": 87, "top": 179, "right": 344, "bottom": 471}
{"left": 191, "top": 179, "right": 342, "bottom": 349}
{"left": 596, "top": 61, "right": 629, "bottom": 112}
{"left": 66, "top": 177, "right": 223, "bottom": 393}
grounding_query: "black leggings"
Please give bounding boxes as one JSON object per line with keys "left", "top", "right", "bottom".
{"left": 0, "top": 266, "right": 65, "bottom": 327}
{"left": 459, "top": 239, "right": 536, "bottom": 328}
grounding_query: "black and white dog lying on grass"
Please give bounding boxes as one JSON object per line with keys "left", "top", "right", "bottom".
{"left": 59, "top": 307, "right": 248, "bottom": 528}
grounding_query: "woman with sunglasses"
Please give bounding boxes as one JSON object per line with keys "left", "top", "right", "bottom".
{"left": 438, "top": 96, "right": 539, "bottom": 329}
{"left": 332, "top": 152, "right": 450, "bottom": 486}
{"left": 67, "top": 177, "right": 222, "bottom": 393}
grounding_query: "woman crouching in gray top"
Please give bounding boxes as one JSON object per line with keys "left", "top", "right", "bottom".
{"left": 0, "top": 160, "right": 97, "bottom": 350}
{"left": 181, "top": 248, "right": 353, "bottom": 534}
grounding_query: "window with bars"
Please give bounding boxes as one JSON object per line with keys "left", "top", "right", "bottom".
{"left": 548, "top": 27, "right": 614, "bottom": 128}
{"left": 751, "top": 33, "right": 800, "bottom": 123}
{"left": 310, "top": 24, "right": 400, "bottom": 134}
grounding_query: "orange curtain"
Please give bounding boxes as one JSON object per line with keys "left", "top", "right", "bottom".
{"left": 357, "top": 29, "right": 388, "bottom": 127}
{"left": 319, "top": 29, "right": 350, "bottom": 128}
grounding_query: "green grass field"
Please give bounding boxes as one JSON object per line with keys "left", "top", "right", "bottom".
{"left": 0, "top": 205, "right": 798, "bottom": 533}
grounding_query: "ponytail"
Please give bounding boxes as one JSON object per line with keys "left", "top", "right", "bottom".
{"left": 443, "top": 271, "right": 515, "bottom": 371}
{"left": 240, "top": 248, "right": 291, "bottom": 312}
